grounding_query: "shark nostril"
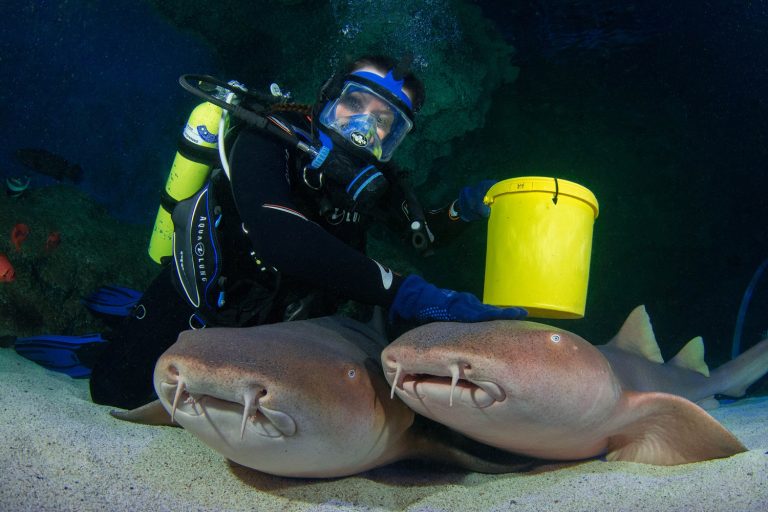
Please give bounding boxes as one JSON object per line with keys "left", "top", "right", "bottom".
{"left": 167, "top": 365, "right": 180, "bottom": 378}
{"left": 384, "top": 355, "right": 398, "bottom": 369}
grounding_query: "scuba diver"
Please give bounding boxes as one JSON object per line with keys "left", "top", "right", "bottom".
{"left": 14, "top": 55, "right": 527, "bottom": 409}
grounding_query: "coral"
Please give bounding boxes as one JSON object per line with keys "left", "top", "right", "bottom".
{"left": 0, "top": 186, "right": 158, "bottom": 337}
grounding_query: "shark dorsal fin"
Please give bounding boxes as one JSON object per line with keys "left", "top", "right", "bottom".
{"left": 669, "top": 336, "right": 710, "bottom": 377}
{"left": 608, "top": 305, "right": 664, "bottom": 363}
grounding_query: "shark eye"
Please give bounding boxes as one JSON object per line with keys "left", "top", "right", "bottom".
{"left": 347, "top": 368, "right": 357, "bottom": 379}
{"left": 550, "top": 334, "right": 561, "bottom": 343}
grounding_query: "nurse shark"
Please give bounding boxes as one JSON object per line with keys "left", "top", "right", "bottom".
{"left": 382, "top": 306, "right": 763, "bottom": 465}
{"left": 115, "top": 316, "right": 533, "bottom": 478}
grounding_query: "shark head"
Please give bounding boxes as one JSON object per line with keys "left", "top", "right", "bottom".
{"left": 382, "top": 320, "right": 624, "bottom": 459}
{"left": 153, "top": 318, "right": 414, "bottom": 477}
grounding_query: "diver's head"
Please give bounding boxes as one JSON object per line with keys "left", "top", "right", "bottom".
{"left": 319, "top": 55, "right": 424, "bottom": 162}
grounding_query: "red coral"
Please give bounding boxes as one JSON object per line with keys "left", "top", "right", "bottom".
{"left": 11, "top": 223, "right": 30, "bottom": 251}
{"left": 45, "top": 231, "right": 61, "bottom": 252}
{"left": 0, "top": 253, "right": 14, "bottom": 282}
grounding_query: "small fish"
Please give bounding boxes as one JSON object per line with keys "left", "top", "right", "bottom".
{"left": 10, "top": 223, "right": 30, "bottom": 251}
{"left": 5, "top": 176, "right": 30, "bottom": 197}
{"left": 45, "top": 231, "right": 61, "bottom": 252}
{"left": 0, "top": 253, "right": 15, "bottom": 282}
{"left": 14, "top": 148, "right": 82, "bottom": 183}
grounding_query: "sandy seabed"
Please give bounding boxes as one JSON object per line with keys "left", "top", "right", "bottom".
{"left": 1, "top": 348, "right": 766, "bottom": 512}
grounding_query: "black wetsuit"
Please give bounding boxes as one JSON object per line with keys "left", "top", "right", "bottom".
{"left": 90, "top": 112, "right": 465, "bottom": 409}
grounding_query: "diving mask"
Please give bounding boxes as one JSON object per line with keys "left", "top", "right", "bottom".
{"left": 319, "top": 81, "right": 413, "bottom": 162}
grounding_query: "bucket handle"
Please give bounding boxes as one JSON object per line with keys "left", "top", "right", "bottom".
{"left": 552, "top": 177, "right": 559, "bottom": 205}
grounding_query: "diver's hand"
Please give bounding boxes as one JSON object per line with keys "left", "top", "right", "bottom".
{"left": 456, "top": 179, "right": 497, "bottom": 221}
{"left": 390, "top": 275, "right": 527, "bottom": 324}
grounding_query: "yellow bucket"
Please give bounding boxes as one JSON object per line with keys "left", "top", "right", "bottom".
{"left": 482, "top": 176, "right": 599, "bottom": 319}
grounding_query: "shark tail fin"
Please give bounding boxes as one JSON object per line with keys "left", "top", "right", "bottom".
{"left": 712, "top": 337, "right": 768, "bottom": 397}
{"left": 607, "top": 305, "right": 664, "bottom": 363}
{"left": 669, "top": 336, "right": 710, "bottom": 377}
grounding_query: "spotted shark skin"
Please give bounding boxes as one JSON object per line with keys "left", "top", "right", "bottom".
{"left": 114, "top": 316, "right": 534, "bottom": 478}
{"left": 382, "top": 306, "right": 757, "bottom": 466}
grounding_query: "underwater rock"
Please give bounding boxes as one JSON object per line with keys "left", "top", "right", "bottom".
{"left": 147, "top": 0, "right": 518, "bottom": 185}
{"left": 0, "top": 186, "right": 157, "bottom": 337}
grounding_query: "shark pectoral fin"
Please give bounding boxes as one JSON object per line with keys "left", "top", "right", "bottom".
{"left": 605, "top": 391, "right": 746, "bottom": 465}
{"left": 110, "top": 400, "right": 178, "bottom": 427}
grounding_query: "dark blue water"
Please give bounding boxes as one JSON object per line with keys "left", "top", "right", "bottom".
{"left": 0, "top": 0, "right": 216, "bottom": 222}
{"left": 465, "top": 1, "right": 768, "bottom": 362}
{"left": 2, "top": 0, "right": 766, "bottom": 371}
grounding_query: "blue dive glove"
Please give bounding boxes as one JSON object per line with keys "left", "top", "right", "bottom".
{"left": 457, "top": 179, "right": 497, "bottom": 221}
{"left": 390, "top": 275, "right": 527, "bottom": 324}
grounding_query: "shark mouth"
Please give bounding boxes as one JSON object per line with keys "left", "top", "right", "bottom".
{"left": 386, "top": 361, "right": 506, "bottom": 408}
{"left": 158, "top": 374, "right": 297, "bottom": 440}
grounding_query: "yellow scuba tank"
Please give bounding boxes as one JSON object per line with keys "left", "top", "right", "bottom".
{"left": 148, "top": 101, "right": 224, "bottom": 264}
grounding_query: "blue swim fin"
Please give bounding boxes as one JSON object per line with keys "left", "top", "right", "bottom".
{"left": 82, "top": 285, "right": 143, "bottom": 317}
{"left": 14, "top": 333, "right": 107, "bottom": 378}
